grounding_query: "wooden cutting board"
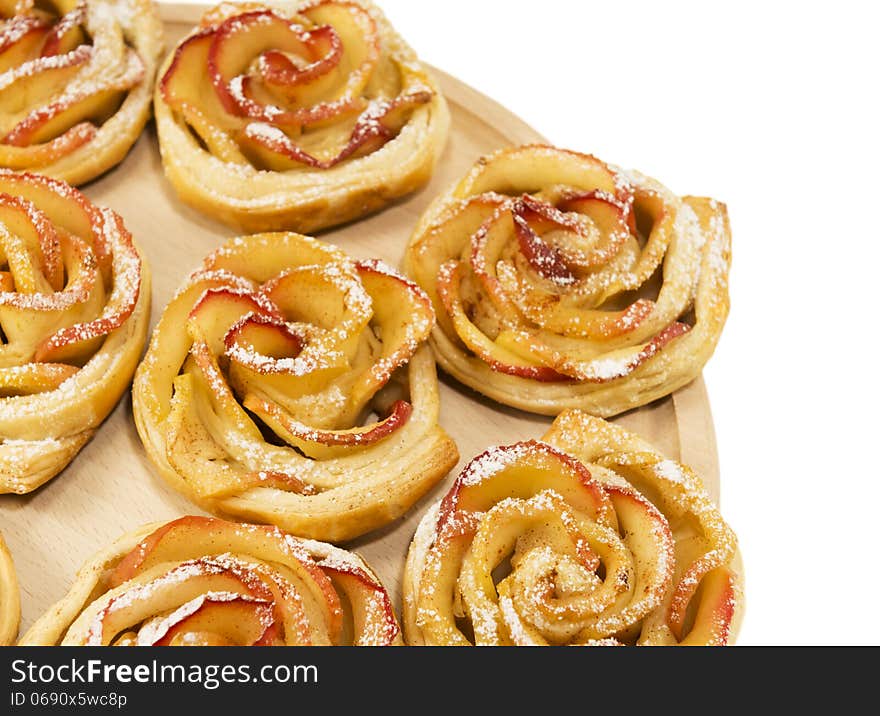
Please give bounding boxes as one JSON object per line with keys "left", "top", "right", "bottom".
{"left": 0, "top": 11, "right": 721, "bottom": 634}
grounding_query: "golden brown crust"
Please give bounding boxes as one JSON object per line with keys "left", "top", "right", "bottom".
{"left": 404, "top": 410, "right": 743, "bottom": 646}
{"left": 133, "top": 232, "right": 458, "bottom": 542}
{"left": 0, "top": 170, "right": 150, "bottom": 494}
{"left": 154, "top": 0, "right": 449, "bottom": 233}
{"left": 21, "top": 516, "right": 403, "bottom": 646}
{"left": 404, "top": 145, "right": 731, "bottom": 417}
{"left": 0, "top": 0, "right": 164, "bottom": 185}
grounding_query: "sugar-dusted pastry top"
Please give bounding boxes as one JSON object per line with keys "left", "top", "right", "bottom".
{"left": 404, "top": 410, "right": 743, "bottom": 646}
{"left": 155, "top": 0, "right": 449, "bottom": 233}
{"left": 22, "top": 516, "right": 402, "bottom": 646}
{"left": 405, "top": 145, "right": 731, "bottom": 418}
{"left": 133, "top": 232, "right": 458, "bottom": 542}
{"left": 0, "top": 169, "right": 150, "bottom": 494}
{"left": 0, "top": 0, "right": 163, "bottom": 184}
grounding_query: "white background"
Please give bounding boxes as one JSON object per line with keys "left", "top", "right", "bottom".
{"left": 173, "top": 1, "right": 880, "bottom": 646}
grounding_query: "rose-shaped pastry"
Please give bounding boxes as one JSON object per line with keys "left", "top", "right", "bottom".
{"left": 404, "top": 145, "right": 731, "bottom": 417}
{"left": 21, "top": 516, "right": 402, "bottom": 646}
{"left": 404, "top": 411, "right": 743, "bottom": 646}
{"left": 0, "top": 170, "right": 149, "bottom": 494}
{"left": 155, "top": 0, "right": 449, "bottom": 233}
{"left": 0, "top": 0, "right": 163, "bottom": 184}
{"left": 133, "top": 232, "right": 458, "bottom": 542}
{"left": 0, "top": 532, "right": 19, "bottom": 645}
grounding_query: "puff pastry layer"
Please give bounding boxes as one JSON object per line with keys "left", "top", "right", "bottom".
{"left": 404, "top": 410, "right": 743, "bottom": 646}
{"left": 0, "top": 170, "right": 149, "bottom": 494}
{"left": 133, "top": 232, "right": 458, "bottom": 542}
{"left": 405, "top": 145, "right": 731, "bottom": 417}
{"left": 155, "top": 1, "right": 449, "bottom": 233}
{"left": 21, "top": 516, "right": 402, "bottom": 646}
{"left": 0, "top": 0, "right": 163, "bottom": 184}
{"left": 0, "top": 532, "right": 19, "bottom": 645}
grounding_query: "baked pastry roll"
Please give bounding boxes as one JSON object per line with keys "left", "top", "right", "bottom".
{"left": 21, "top": 516, "right": 402, "bottom": 646}
{"left": 405, "top": 145, "right": 731, "bottom": 417}
{"left": 0, "top": 170, "right": 149, "bottom": 494}
{"left": 0, "top": 532, "right": 19, "bottom": 645}
{"left": 404, "top": 411, "right": 743, "bottom": 646}
{"left": 0, "top": 0, "right": 163, "bottom": 185}
{"left": 133, "top": 232, "right": 458, "bottom": 542}
{"left": 154, "top": 0, "right": 449, "bottom": 233}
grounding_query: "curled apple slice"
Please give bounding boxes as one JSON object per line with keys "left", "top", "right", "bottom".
{"left": 436, "top": 261, "right": 568, "bottom": 383}
{"left": 34, "top": 210, "right": 141, "bottom": 364}
{"left": 440, "top": 441, "right": 612, "bottom": 527}
{"left": 0, "top": 362, "right": 77, "bottom": 395}
{"left": 0, "top": 15, "right": 49, "bottom": 74}
{"left": 246, "top": 393, "right": 412, "bottom": 460}
{"left": 186, "top": 286, "right": 282, "bottom": 354}
{"left": 3, "top": 49, "right": 144, "bottom": 147}
{"left": 319, "top": 555, "right": 399, "bottom": 647}
{"left": 40, "top": 1, "right": 86, "bottom": 57}
{"left": 238, "top": 91, "right": 431, "bottom": 170}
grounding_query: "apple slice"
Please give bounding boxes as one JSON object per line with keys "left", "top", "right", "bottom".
{"left": 440, "top": 441, "right": 612, "bottom": 530}
{"left": 3, "top": 49, "right": 144, "bottom": 147}
{"left": 207, "top": 4, "right": 381, "bottom": 128}
{"left": 244, "top": 393, "right": 412, "bottom": 460}
{"left": 203, "top": 231, "right": 348, "bottom": 284}
{"left": 107, "top": 516, "right": 343, "bottom": 643}
{"left": 87, "top": 557, "right": 270, "bottom": 646}
{"left": 0, "top": 193, "right": 63, "bottom": 290}
{"left": 0, "top": 225, "right": 99, "bottom": 356}
{"left": 495, "top": 257, "right": 655, "bottom": 340}
{"left": 519, "top": 192, "right": 632, "bottom": 271}
{"left": 572, "top": 485, "right": 674, "bottom": 641}
{"left": 260, "top": 262, "right": 370, "bottom": 363}
{"left": 208, "top": 10, "right": 320, "bottom": 119}
{"left": 186, "top": 286, "right": 281, "bottom": 355}
{"left": 674, "top": 567, "right": 737, "bottom": 646}
{"left": 40, "top": 1, "right": 85, "bottom": 57}
{"left": 343, "top": 259, "right": 434, "bottom": 408}
{"left": 34, "top": 211, "right": 142, "bottom": 364}
{"left": 458, "top": 145, "right": 619, "bottom": 199}
{"left": 512, "top": 210, "right": 576, "bottom": 286}
{"left": 319, "top": 555, "right": 400, "bottom": 646}
{"left": 0, "top": 45, "right": 92, "bottom": 115}
{"left": 494, "top": 321, "right": 691, "bottom": 383}
{"left": 0, "top": 362, "right": 77, "bottom": 395}
{"left": 435, "top": 261, "right": 568, "bottom": 383}
{"left": 160, "top": 29, "right": 243, "bottom": 132}
{"left": 0, "top": 169, "right": 111, "bottom": 268}
{"left": 237, "top": 91, "right": 431, "bottom": 170}
{"left": 256, "top": 24, "right": 343, "bottom": 105}
{"left": 148, "top": 593, "right": 278, "bottom": 647}
{"left": 0, "top": 14, "right": 48, "bottom": 74}
{"left": 223, "top": 313, "right": 349, "bottom": 408}
{"left": 0, "top": 122, "right": 95, "bottom": 168}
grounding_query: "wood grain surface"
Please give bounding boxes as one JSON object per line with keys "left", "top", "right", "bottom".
{"left": 0, "top": 15, "right": 721, "bottom": 635}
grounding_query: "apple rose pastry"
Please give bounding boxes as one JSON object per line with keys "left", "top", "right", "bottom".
{"left": 405, "top": 145, "right": 731, "bottom": 417}
{"left": 0, "top": 170, "right": 149, "bottom": 494}
{"left": 154, "top": 0, "right": 449, "bottom": 233}
{"left": 0, "top": 0, "right": 163, "bottom": 185}
{"left": 0, "top": 532, "right": 20, "bottom": 645}
{"left": 133, "top": 232, "right": 458, "bottom": 542}
{"left": 21, "top": 516, "right": 402, "bottom": 646}
{"left": 404, "top": 411, "right": 742, "bottom": 646}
